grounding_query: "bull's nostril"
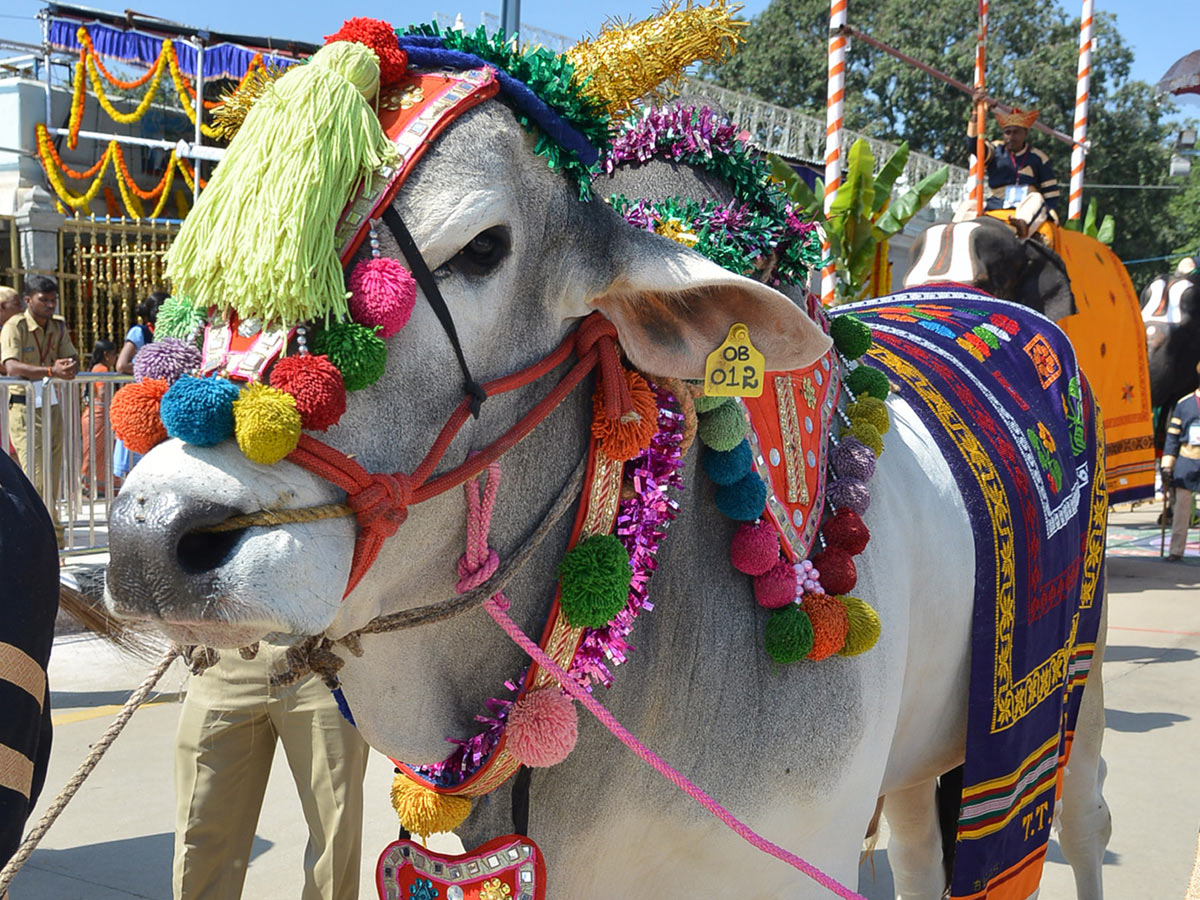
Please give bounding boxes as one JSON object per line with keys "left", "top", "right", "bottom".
{"left": 177, "top": 527, "right": 247, "bottom": 574}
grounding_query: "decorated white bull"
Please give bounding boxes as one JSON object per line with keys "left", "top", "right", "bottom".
{"left": 103, "top": 8, "right": 1111, "bottom": 899}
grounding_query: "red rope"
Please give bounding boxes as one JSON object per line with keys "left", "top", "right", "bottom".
{"left": 286, "top": 313, "right": 631, "bottom": 597}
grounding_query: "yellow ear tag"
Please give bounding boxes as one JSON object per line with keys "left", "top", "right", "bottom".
{"left": 704, "top": 323, "right": 765, "bottom": 398}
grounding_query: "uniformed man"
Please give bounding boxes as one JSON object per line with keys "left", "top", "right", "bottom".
{"left": 967, "top": 105, "right": 1060, "bottom": 219}
{"left": 1161, "top": 364, "right": 1200, "bottom": 561}
{"left": 1, "top": 275, "right": 78, "bottom": 540}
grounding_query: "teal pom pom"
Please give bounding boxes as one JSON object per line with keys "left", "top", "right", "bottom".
{"left": 558, "top": 534, "right": 632, "bottom": 629}
{"left": 693, "top": 394, "right": 733, "bottom": 414}
{"left": 697, "top": 400, "right": 746, "bottom": 452}
{"left": 311, "top": 321, "right": 387, "bottom": 391}
{"left": 764, "top": 605, "right": 814, "bottom": 664}
{"left": 830, "top": 315, "right": 872, "bottom": 360}
{"left": 155, "top": 295, "right": 207, "bottom": 340}
{"left": 846, "top": 365, "right": 889, "bottom": 401}
{"left": 715, "top": 470, "right": 767, "bottom": 521}
{"left": 160, "top": 376, "right": 240, "bottom": 446}
{"left": 702, "top": 440, "right": 753, "bottom": 486}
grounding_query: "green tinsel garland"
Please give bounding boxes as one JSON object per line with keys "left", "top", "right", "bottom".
{"left": 403, "top": 23, "right": 611, "bottom": 199}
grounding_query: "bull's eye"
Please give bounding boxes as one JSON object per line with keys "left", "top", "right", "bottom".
{"left": 436, "top": 226, "right": 511, "bottom": 278}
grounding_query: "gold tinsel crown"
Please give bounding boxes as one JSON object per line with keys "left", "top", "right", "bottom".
{"left": 567, "top": 0, "right": 747, "bottom": 121}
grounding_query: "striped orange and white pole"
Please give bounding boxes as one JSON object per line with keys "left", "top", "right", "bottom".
{"left": 820, "top": 0, "right": 848, "bottom": 306}
{"left": 972, "top": 0, "right": 989, "bottom": 216}
{"left": 1068, "top": 0, "right": 1094, "bottom": 221}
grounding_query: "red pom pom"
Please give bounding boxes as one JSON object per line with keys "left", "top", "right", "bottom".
{"left": 753, "top": 559, "right": 797, "bottom": 609}
{"left": 348, "top": 257, "right": 417, "bottom": 338}
{"left": 824, "top": 508, "right": 870, "bottom": 555}
{"left": 803, "top": 593, "right": 850, "bottom": 660}
{"left": 506, "top": 689, "right": 578, "bottom": 768}
{"left": 269, "top": 354, "right": 347, "bottom": 431}
{"left": 812, "top": 547, "right": 857, "bottom": 595}
{"left": 109, "top": 379, "right": 169, "bottom": 454}
{"left": 730, "top": 520, "right": 781, "bottom": 576}
{"left": 324, "top": 18, "right": 407, "bottom": 84}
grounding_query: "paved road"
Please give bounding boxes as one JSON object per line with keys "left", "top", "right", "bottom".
{"left": 7, "top": 507, "right": 1200, "bottom": 898}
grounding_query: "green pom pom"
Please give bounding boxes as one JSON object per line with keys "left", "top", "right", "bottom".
{"left": 848, "top": 419, "right": 884, "bottom": 456}
{"left": 155, "top": 295, "right": 207, "bottom": 340}
{"left": 837, "top": 596, "right": 882, "bottom": 656}
{"left": 830, "top": 315, "right": 872, "bottom": 360}
{"left": 846, "top": 365, "right": 889, "bottom": 401}
{"left": 693, "top": 394, "right": 733, "bottom": 414}
{"left": 558, "top": 534, "right": 632, "bottom": 629}
{"left": 312, "top": 321, "right": 386, "bottom": 391}
{"left": 764, "top": 604, "right": 814, "bottom": 664}
{"left": 847, "top": 396, "right": 890, "bottom": 435}
{"left": 697, "top": 400, "right": 746, "bottom": 452}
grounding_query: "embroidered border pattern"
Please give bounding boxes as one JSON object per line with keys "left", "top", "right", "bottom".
{"left": 774, "top": 374, "right": 808, "bottom": 504}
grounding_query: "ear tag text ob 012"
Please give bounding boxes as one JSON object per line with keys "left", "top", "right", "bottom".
{"left": 703, "top": 323, "right": 765, "bottom": 398}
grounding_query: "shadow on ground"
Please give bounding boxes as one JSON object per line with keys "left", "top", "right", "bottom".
{"left": 1107, "top": 556, "right": 1200, "bottom": 588}
{"left": 1103, "top": 707, "right": 1189, "bottom": 732}
{"left": 1103, "top": 644, "right": 1199, "bottom": 665}
{"left": 1046, "top": 837, "right": 1121, "bottom": 866}
{"left": 50, "top": 690, "right": 183, "bottom": 709}
{"left": 19, "top": 832, "right": 273, "bottom": 897}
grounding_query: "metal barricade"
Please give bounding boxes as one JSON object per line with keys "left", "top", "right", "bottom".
{"left": 2, "top": 371, "right": 132, "bottom": 558}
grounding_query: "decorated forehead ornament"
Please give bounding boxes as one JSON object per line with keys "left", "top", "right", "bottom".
{"left": 112, "top": 4, "right": 746, "bottom": 468}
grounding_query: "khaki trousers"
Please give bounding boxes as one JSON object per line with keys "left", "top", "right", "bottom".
{"left": 173, "top": 645, "right": 369, "bottom": 900}
{"left": 1170, "top": 486, "right": 1195, "bottom": 558}
{"left": 8, "top": 402, "right": 63, "bottom": 531}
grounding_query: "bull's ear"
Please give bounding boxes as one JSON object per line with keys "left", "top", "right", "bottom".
{"left": 1017, "top": 241, "right": 1077, "bottom": 322}
{"left": 584, "top": 224, "right": 832, "bottom": 380}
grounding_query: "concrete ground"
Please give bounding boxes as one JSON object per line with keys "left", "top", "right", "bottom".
{"left": 7, "top": 506, "right": 1200, "bottom": 899}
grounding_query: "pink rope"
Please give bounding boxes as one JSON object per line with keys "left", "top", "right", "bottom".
{"left": 483, "top": 594, "right": 867, "bottom": 899}
{"left": 457, "top": 462, "right": 502, "bottom": 592}
{"left": 455, "top": 465, "right": 864, "bottom": 897}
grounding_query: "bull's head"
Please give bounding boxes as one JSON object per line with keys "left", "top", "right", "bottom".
{"left": 104, "top": 14, "right": 831, "bottom": 758}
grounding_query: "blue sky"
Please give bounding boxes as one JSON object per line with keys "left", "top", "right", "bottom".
{"left": 3, "top": 0, "right": 1196, "bottom": 109}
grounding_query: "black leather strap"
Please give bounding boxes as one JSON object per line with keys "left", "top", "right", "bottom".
{"left": 511, "top": 765, "right": 532, "bottom": 836}
{"left": 381, "top": 206, "right": 487, "bottom": 418}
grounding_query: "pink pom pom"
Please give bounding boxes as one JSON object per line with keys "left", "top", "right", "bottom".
{"left": 348, "top": 257, "right": 416, "bottom": 338}
{"left": 506, "top": 689, "right": 578, "bottom": 768}
{"left": 731, "top": 520, "right": 781, "bottom": 576}
{"left": 754, "top": 559, "right": 797, "bottom": 609}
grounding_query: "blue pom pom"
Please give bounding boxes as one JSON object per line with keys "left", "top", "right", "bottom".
{"left": 160, "top": 376, "right": 241, "bottom": 447}
{"left": 715, "top": 470, "right": 768, "bottom": 521}
{"left": 702, "top": 440, "right": 754, "bottom": 486}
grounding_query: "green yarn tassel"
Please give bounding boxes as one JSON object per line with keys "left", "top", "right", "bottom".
{"left": 837, "top": 596, "right": 881, "bottom": 656}
{"left": 558, "top": 534, "right": 632, "bottom": 629}
{"left": 166, "top": 42, "right": 399, "bottom": 326}
{"left": 764, "top": 604, "right": 814, "bottom": 664}
{"left": 155, "top": 295, "right": 207, "bottom": 340}
{"left": 848, "top": 419, "right": 884, "bottom": 457}
{"left": 693, "top": 394, "right": 733, "bottom": 414}
{"left": 312, "top": 321, "right": 387, "bottom": 392}
{"left": 830, "top": 315, "right": 872, "bottom": 360}
{"left": 696, "top": 400, "right": 747, "bottom": 452}
{"left": 846, "top": 365, "right": 889, "bottom": 401}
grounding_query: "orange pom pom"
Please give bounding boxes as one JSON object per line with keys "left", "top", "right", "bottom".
{"left": 591, "top": 369, "right": 658, "bottom": 461}
{"left": 109, "top": 379, "right": 169, "bottom": 454}
{"left": 803, "top": 592, "right": 850, "bottom": 661}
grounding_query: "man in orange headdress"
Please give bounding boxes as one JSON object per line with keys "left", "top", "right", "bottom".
{"left": 967, "top": 105, "right": 1060, "bottom": 219}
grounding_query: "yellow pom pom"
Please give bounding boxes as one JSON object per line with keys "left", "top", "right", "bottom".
{"left": 837, "top": 596, "right": 882, "bottom": 656}
{"left": 390, "top": 776, "right": 471, "bottom": 837}
{"left": 233, "top": 383, "right": 302, "bottom": 464}
{"left": 848, "top": 419, "right": 884, "bottom": 457}
{"left": 847, "top": 396, "right": 890, "bottom": 435}
{"left": 311, "top": 41, "right": 381, "bottom": 101}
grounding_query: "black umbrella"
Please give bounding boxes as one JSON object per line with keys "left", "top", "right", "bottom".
{"left": 1157, "top": 49, "right": 1200, "bottom": 96}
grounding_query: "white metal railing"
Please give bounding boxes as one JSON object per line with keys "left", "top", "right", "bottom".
{"left": 681, "top": 80, "right": 970, "bottom": 215}
{"left": 2, "top": 372, "right": 132, "bottom": 557}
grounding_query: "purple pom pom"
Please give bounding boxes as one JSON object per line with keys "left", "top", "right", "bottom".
{"left": 348, "top": 257, "right": 416, "bottom": 338}
{"left": 132, "top": 337, "right": 202, "bottom": 385}
{"left": 827, "top": 477, "right": 871, "bottom": 516}
{"left": 831, "top": 437, "right": 877, "bottom": 482}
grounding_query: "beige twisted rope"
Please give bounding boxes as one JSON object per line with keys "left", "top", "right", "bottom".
{"left": 1187, "top": 827, "right": 1200, "bottom": 899}
{"left": 0, "top": 645, "right": 179, "bottom": 896}
{"left": 196, "top": 503, "right": 354, "bottom": 533}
